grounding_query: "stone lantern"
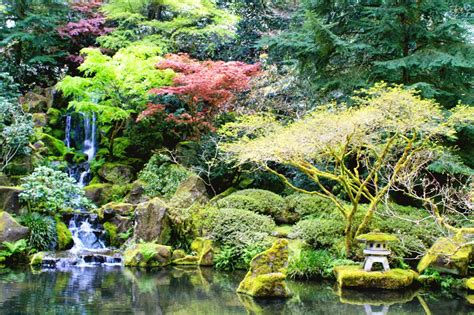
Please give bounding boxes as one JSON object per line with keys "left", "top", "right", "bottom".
{"left": 356, "top": 230, "right": 398, "bottom": 272}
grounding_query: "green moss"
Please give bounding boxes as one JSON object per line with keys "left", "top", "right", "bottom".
{"left": 173, "top": 255, "right": 199, "bottom": 265}
{"left": 46, "top": 108, "right": 62, "bottom": 126}
{"left": 417, "top": 236, "right": 472, "bottom": 275}
{"left": 191, "top": 237, "right": 214, "bottom": 266}
{"left": 465, "top": 278, "right": 474, "bottom": 291}
{"left": 56, "top": 219, "right": 72, "bottom": 250}
{"left": 334, "top": 265, "right": 418, "bottom": 289}
{"left": 171, "top": 249, "right": 186, "bottom": 260}
{"left": 123, "top": 243, "right": 172, "bottom": 267}
{"left": 356, "top": 231, "right": 398, "bottom": 242}
{"left": 32, "top": 113, "right": 47, "bottom": 127}
{"left": 103, "top": 222, "right": 118, "bottom": 247}
{"left": 272, "top": 225, "right": 293, "bottom": 238}
{"left": 237, "top": 239, "right": 291, "bottom": 298}
{"left": 37, "top": 132, "right": 68, "bottom": 156}
{"left": 30, "top": 252, "right": 45, "bottom": 266}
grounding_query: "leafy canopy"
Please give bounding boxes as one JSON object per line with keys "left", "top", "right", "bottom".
{"left": 262, "top": 0, "right": 474, "bottom": 106}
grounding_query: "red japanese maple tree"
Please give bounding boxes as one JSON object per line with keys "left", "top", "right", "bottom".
{"left": 138, "top": 53, "right": 260, "bottom": 138}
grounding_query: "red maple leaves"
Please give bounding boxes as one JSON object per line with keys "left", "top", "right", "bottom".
{"left": 138, "top": 53, "right": 260, "bottom": 139}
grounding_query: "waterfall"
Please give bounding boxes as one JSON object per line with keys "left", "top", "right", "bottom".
{"left": 65, "top": 112, "right": 97, "bottom": 187}
{"left": 38, "top": 111, "right": 122, "bottom": 268}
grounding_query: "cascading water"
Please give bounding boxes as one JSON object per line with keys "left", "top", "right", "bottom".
{"left": 39, "top": 112, "right": 122, "bottom": 268}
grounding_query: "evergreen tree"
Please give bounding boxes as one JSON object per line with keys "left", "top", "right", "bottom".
{"left": 262, "top": 0, "right": 474, "bottom": 106}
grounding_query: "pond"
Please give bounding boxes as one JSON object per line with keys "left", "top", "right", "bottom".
{"left": 0, "top": 266, "right": 471, "bottom": 314}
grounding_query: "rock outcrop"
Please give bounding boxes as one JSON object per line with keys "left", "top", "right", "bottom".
{"left": 0, "top": 186, "right": 23, "bottom": 214}
{"left": 334, "top": 265, "right": 418, "bottom": 289}
{"left": 133, "top": 198, "right": 171, "bottom": 243}
{"left": 123, "top": 243, "right": 172, "bottom": 267}
{"left": 237, "top": 239, "right": 291, "bottom": 298}
{"left": 0, "top": 211, "right": 29, "bottom": 243}
{"left": 417, "top": 235, "right": 473, "bottom": 276}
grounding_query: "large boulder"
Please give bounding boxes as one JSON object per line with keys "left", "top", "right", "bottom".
{"left": 0, "top": 211, "right": 29, "bottom": 243}
{"left": 123, "top": 243, "right": 172, "bottom": 267}
{"left": 84, "top": 183, "right": 113, "bottom": 206}
{"left": 99, "top": 163, "right": 134, "bottom": 184}
{"left": 237, "top": 239, "right": 291, "bottom": 298}
{"left": 98, "top": 202, "right": 135, "bottom": 220}
{"left": 170, "top": 175, "right": 209, "bottom": 208}
{"left": 124, "top": 180, "right": 149, "bottom": 204}
{"left": 134, "top": 198, "right": 171, "bottom": 243}
{"left": 417, "top": 235, "right": 473, "bottom": 276}
{"left": 0, "top": 186, "right": 23, "bottom": 214}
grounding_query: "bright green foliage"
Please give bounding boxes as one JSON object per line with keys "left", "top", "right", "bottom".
{"left": 294, "top": 218, "right": 346, "bottom": 253}
{"left": 216, "top": 189, "right": 288, "bottom": 221}
{"left": 208, "top": 208, "right": 275, "bottom": 253}
{"left": 263, "top": 0, "right": 474, "bottom": 106}
{"left": 214, "top": 245, "right": 237, "bottom": 271}
{"left": 20, "top": 213, "right": 57, "bottom": 251}
{"left": 288, "top": 248, "right": 355, "bottom": 280}
{"left": 0, "top": 97, "right": 33, "bottom": 172}
{"left": 138, "top": 153, "right": 191, "bottom": 198}
{"left": 98, "top": 0, "right": 238, "bottom": 58}
{"left": 56, "top": 43, "right": 175, "bottom": 156}
{"left": 19, "top": 166, "right": 94, "bottom": 214}
{"left": 285, "top": 193, "right": 333, "bottom": 218}
{"left": 0, "top": 239, "right": 28, "bottom": 265}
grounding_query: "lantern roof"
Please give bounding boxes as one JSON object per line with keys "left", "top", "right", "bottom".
{"left": 356, "top": 230, "right": 398, "bottom": 242}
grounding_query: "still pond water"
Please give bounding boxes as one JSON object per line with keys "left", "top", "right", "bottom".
{"left": 0, "top": 266, "right": 471, "bottom": 314}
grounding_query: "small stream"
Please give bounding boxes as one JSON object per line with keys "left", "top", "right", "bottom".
{"left": 0, "top": 267, "right": 471, "bottom": 314}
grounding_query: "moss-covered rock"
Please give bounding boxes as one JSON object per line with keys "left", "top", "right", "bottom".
{"left": 123, "top": 243, "right": 172, "bottom": 267}
{"left": 173, "top": 255, "right": 199, "bottom": 265}
{"left": 46, "top": 108, "right": 62, "bottom": 126}
{"left": 465, "top": 278, "right": 474, "bottom": 291}
{"left": 334, "top": 265, "right": 418, "bottom": 289}
{"left": 37, "top": 132, "right": 68, "bottom": 157}
{"left": 99, "top": 163, "right": 134, "bottom": 184}
{"left": 56, "top": 220, "right": 73, "bottom": 250}
{"left": 0, "top": 211, "right": 29, "bottom": 243}
{"left": 30, "top": 251, "right": 46, "bottom": 266}
{"left": 97, "top": 202, "right": 135, "bottom": 220}
{"left": 20, "top": 91, "right": 49, "bottom": 113}
{"left": 124, "top": 180, "right": 149, "bottom": 204}
{"left": 134, "top": 198, "right": 171, "bottom": 244}
{"left": 417, "top": 236, "right": 473, "bottom": 276}
{"left": 191, "top": 237, "right": 214, "bottom": 266}
{"left": 170, "top": 175, "right": 209, "bottom": 208}
{"left": 172, "top": 249, "right": 186, "bottom": 260}
{"left": 32, "top": 113, "right": 47, "bottom": 128}
{"left": 103, "top": 222, "right": 118, "bottom": 247}
{"left": 237, "top": 239, "right": 291, "bottom": 298}
{"left": 84, "top": 183, "right": 114, "bottom": 206}
{"left": 217, "top": 189, "right": 298, "bottom": 224}
{"left": 0, "top": 186, "right": 23, "bottom": 214}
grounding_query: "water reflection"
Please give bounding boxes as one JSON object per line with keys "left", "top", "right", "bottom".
{"left": 0, "top": 267, "right": 471, "bottom": 314}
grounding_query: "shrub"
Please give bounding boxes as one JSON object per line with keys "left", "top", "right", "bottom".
{"left": 138, "top": 153, "right": 191, "bottom": 199}
{"left": 208, "top": 208, "right": 275, "bottom": 252}
{"left": 20, "top": 166, "right": 94, "bottom": 214}
{"left": 288, "top": 248, "right": 356, "bottom": 280}
{"left": 293, "top": 218, "right": 346, "bottom": 253}
{"left": 285, "top": 193, "right": 334, "bottom": 218}
{"left": 21, "top": 213, "right": 57, "bottom": 251}
{"left": 214, "top": 246, "right": 238, "bottom": 271}
{"left": 216, "top": 189, "right": 297, "bottom": 223}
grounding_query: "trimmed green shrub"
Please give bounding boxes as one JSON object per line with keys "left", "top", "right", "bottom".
{"left": 216, "top": 189, "right": 298, "bottom": 223}
{"left": 208, "top": 208, "right": 275, "bottom": 252}
{"left": 293, "top": 218, "right": 346, "bottom": 253}
{"left": 285, "top": 193, "right": 334, "bottom": 218}
{"left": 138, "top": 153, "right": 191, "bottom": 199}
{"left": 21, "top": 213, "right": 57, "bottom": 251}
